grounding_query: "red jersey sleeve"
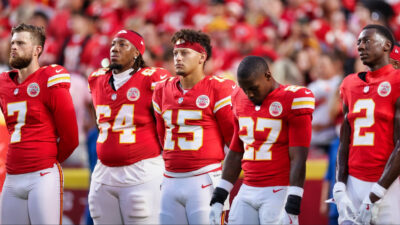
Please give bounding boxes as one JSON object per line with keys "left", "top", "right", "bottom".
{"left": 152, "top": 80, "right": 166, "bottom": 146}
{"left": 44, "top": 65, "right": 79, "bottom": 163}
{"left": 287, "top": 86, "right": 315, "bottom": 117}
{"left": 286, "top": 86, "right": 314, "bottom": 147}
{"left": 288, "top": 114, "right": 312, "bottom": 147}
{"left": 211, "top": 76, "right": 237, "bottom": 146}
{"left": 147, "top": 67, "right": 171, "bottom": 91}
{"left": 229, "top": 116, "right": 245, "bottom": 153}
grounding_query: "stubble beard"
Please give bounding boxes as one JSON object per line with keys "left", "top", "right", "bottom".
{"left": 9, "top": 55, "right": 32, "bottom": 69}
{"left": 109, "top": 63, "right": 124, "bottom": 71}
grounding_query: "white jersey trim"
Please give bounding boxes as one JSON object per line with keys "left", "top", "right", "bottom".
{"left": 164, "top": 163, "right": 221, "bottom": 178}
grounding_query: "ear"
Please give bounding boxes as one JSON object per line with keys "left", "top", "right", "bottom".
{"left": 383, "top": 40, "right": 392, "bottom": 52}
{"left": 199, "top": 53, "right": 206, "bottom": 64}
{"left": 34, "top": 45, "right": 42, "bottom": 57}
{"left": 265, "top": 71, "right": 272, "bottom": 80}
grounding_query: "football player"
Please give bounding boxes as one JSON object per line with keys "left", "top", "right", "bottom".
{"left": 334, "top": 24, "right": 400, "bottom": 224}
{"left": 0, "top": 23, "right": 79, "bottom": 224}
{"left": 152, "top": 29, "right": 236, "bottom": 224}
{"left": 209, "top": 56, "right": 314, "bottom": 225}
{"left": 88, "top": 30, "right": 171, "bottom": 224}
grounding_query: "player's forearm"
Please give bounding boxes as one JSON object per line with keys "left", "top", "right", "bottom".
{"left": 221, "top": 150, "right": 243, "bottom": 185}
{"left": 336, "top": 114, "right": 350, "bottom": 183}
{"left": 288, "top": 146, "right": 308, "bottom": 187}
{"left": 378, "top": 141, "right": 400, "bottom": 189}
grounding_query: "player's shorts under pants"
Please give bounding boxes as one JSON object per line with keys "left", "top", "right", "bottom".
{"left": 0, "top": 163, "right": 63, "bottom": 225}
{"left": 347, "top": 175, "right": 400, "bottom": 224}
{"left": 228, "top": 184, "right": 288, "bottom": 224}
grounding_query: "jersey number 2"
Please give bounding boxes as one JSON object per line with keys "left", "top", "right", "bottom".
{"left": 352, "top": 99, "right": 375, "bottom": 146}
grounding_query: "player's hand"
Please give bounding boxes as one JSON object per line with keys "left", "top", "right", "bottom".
{"left": 356, "top": 195, "right": 379, "bottom": 225}
{"left": 333, "top": 182, "right": 357, "bottom": 223}
{"left": 279, "top": 210, "right": 299, "bottom": 225}
{"left": 209, "top": 202, "right": 223, "bottom": 225}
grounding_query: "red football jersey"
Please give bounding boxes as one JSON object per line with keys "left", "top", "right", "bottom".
{"left": 340, "top": 64, "right": 400, "bottom": 182}
{"left": 229, "top": 85, "right": 314, "bottom": 187}
{"left": 89, "top": 67, "right": 171, "bottom": 167}
{"left": 152, "top": 76, "right": 236, "bottom": 173}
{"left": 0, "top": 65, "right": 78, "bottom": 174}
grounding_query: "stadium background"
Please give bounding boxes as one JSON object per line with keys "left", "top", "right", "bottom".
{"left": 1, "top": 0, "right": 399, "bottom": 224}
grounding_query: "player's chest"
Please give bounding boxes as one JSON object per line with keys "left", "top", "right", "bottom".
{"left": 93, "top": 79, "right": 151, "bottom": 107}
{"left": 0, "top": 82, "right": 46, "bottom": 123}
{"left": 347, "top": 82, "right": 395, "bottom": 122}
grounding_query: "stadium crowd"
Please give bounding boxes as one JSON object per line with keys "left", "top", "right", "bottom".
{"left": 1, "top": 0, "right": 400, "bottom": 224}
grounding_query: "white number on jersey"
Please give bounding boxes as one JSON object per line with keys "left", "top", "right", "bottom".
{"left": 352, "top": 99, "right": 375, "bottom": 146}
{"left": 163, "top": 109, "right": 203, "bottom": 151}
{"left": 96, "top": 104, "right": 136, "bottom": 143}
{"left": 239, "top": 117, "right": 282, "bottom": 160}
{"left": 7, "top": 101, "right": 27, "bottom": 143}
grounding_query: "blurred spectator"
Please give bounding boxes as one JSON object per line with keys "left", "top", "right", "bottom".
{"left": 308, "top": 52, "right": 342, "bottom": 153}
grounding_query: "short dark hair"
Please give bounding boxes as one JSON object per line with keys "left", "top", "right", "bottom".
{"left": 171, "top": 29, "right": 212, "bottom": 61}
{"left": 11, "top": 23, "right": 46, "bottom": 55}
{"left": 237, "top": 56, "right": 270, "bottom": 79}
{"left": 362, "top": 24, "right": 395, "bottom": 51}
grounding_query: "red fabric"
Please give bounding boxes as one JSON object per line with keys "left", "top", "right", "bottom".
{"left": 229, "top": 85, "right": 314, "bottom": 187}
{"left": 390, "top": 45, "right": 400, "bottom": 61}
{"left": 115, "top": 30, "right": 145, "bottom": 55}
{"left": 89, "top": 67, "right": 171, "bottom": 167}
{"left": 340, "top": 64, "right": 400, "bottom": 182}
{"left": 0, "top": 65, "right": 79, "bottom": 174}
{"left": 152, "top": 76, "right": 236, "bottom": 173}
{"left": 174, "top": 41, "right": 207, "bottom": 58}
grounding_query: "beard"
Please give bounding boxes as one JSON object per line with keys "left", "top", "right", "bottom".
{"left": 175, "top": 70, "right": 187, "bottom": 76}
{"left": 9, "top": 55, "right": 32, "bottom": 69}
{"left": 109, "top": 63, "right": 123, "bottom": 71}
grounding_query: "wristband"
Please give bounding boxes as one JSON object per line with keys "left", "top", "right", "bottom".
{"left": 371, "top": 183, "right": 387, "bottom": 199}
{"left": 285, "top": 195, "right": 302, "bottom": 215}
{"left": 210, "top": 187, "right": 229, "bottom": 206}
{"left": 287, "top": 186, "right": 304, "bottom": 197}
{"left": 217, "top": 179, "right": 234, "bottom": 193}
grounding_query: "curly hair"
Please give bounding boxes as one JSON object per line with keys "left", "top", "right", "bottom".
{"left": 171, "top": 29, "right": 212, "bottom": 61}
{"left": 12, "top": 23, "right": 46, "bottom": 56}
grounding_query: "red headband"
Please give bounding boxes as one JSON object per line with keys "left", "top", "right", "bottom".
{"left": 390, "top": 45, "right": 400, "bottom": 61}
{"left": 115, "top": 30, "right": 145, "bottom": 55}
{"left": 174, "top": 40, "right": 207, "bottom": 59}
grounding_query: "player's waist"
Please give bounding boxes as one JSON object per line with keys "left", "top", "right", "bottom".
{"left": 164, "top": 163, "right": 221, "bottom": 178}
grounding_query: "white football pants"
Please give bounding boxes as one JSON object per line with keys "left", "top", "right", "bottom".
{"left": 347, "top": 175, "right": 400, "bottom": 224}
{"left": 0, "top": 163, "right": 63, "bottom": 225}
{"left": 228, "top": 184, "right": 287, "bottom": 224}
{"left": 88, "top": 173, "right": 163, "bottom": 224}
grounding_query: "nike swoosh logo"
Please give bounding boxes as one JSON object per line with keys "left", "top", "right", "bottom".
{"left": 55, "top": 69, "right": 63, "bottom": 73}
{"left": 272, "top": 188, "right": 284, "bottom": 193}
{"left": 160, "top": 74, "right": 167, "bottom": 79}
{"left": 305, "top": 90, "right": 311, "bottom": 94}
{"left": 40, "top": 172, "right": 50, "bottom": 176}
{"left": 201, "top": 184, "right": 212, "bottom": 189}
{"left": 232, "top": 85, "right": 237, "bottom": 89}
